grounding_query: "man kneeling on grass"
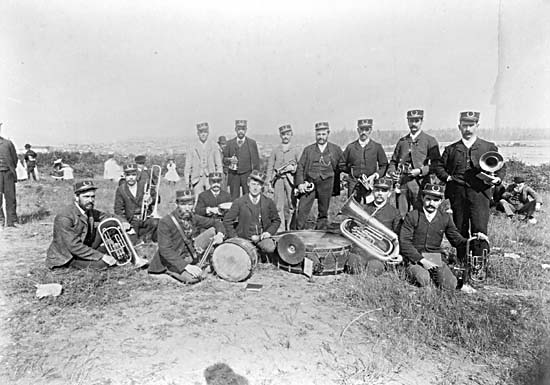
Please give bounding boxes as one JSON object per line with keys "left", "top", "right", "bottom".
{"left": 46, "top": 180, "right": 145, "bottom": 270}
{"left": 148, "top": 189, "right": 225, "bottom": 284}
{"left": 399, "top": 184, "right": 488, "bottom": 290}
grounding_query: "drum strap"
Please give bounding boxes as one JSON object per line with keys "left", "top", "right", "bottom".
{"left": 169, "top": 214, "right": 197, "bottom": 261}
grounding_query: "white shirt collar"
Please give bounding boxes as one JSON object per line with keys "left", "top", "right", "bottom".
{"left": 317, "top": 143, "right": 328, "bottom": 152}
{"left": 461, "top": 135, "right": 477, "bottom": 149}
{"left": 248, "top": 194, "right": 260, "bottom": 204}
{"left": 358, "top": 138, "right": 370, "bottom": 147}
{"left": 74, "top": 201, "right": 86, "bottom": 216}
{"left": 423, "top": 208, "right": 437, "bottom": 222}
{"left": 128, "top": 183, "right": 138, "bottom": 197}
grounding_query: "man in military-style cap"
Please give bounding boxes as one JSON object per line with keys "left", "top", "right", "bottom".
{"left": 195, "top": 172, "right": 232, "bottom": 220}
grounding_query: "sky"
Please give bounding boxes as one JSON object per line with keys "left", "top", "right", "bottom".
{"left": 1, "top": 0, "right": 549, "bottom": 147}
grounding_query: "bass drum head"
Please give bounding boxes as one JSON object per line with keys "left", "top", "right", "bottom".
{"left": 212, "top": 238, "right": 258, "bottom": 282}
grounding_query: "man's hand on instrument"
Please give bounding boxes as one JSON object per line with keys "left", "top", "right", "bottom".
{"left": 213, "top": 232, "right": 224, "bottom": 245}
{"left": 474, "top": 232, "right": 489, "bottom": 242}
{"left": 490, "top": 176, "right": 501, "bottom": 185}
{"left": 298, "top": 183, "right": 307, "bottom": 194}
{"left": 102, "top": 254, "right": 117, "bottom": 266}
{"left": 419, "top": 258, "right": 438, "bottom": 270}
{"left": 206, "top": 207, "right": 221, "bottom": 216}
{"left": 184, "top": 264, "right": 203, "bottom": 278}
{"left": 260, "top": 232, "right": 271, "bottom": 240}
{"left": 121, "top": 221, "right": 132, "bottom": 231}
{"left": 365, "top": 173, "right": 378, "bottom": 186}
{"left": 410, "top": 168, "right": 422, "bottom": 177}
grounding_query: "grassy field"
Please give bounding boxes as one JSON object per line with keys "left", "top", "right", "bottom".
{"left": 1, "top": 175, "right": 549, "bottom": 384}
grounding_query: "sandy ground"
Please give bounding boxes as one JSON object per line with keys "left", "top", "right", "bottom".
{"left": 0, "top": 220, "right": 502, "bottom": 385}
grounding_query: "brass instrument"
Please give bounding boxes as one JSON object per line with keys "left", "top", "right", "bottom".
{"left": 466, "top": 236, "right": 489, "bottom": 284}
{"left": 389, "top": 162, "right": 411, "bottom": 193}
{"left": 140, "top": 165, "right": 162, "bottom": 221}
{"left": 294, "top": 181, "right": 315, "bottom": 197}
{"left": 271, "top": 160, "right": 297, "bottom": 186}
{"left": 217, "top": 202, "right": 232, "bottom": 214}
{"left": 477, "top": 151, "right": 504, "bottom": 184}
{"left": 98, "top": 217, "right": 149, "bottom": 267}
{"left": 339, "top": 195, "right": 402, "bottom": 264}
{"left": 228, "top": 155, "right": 239, "bottom": 171}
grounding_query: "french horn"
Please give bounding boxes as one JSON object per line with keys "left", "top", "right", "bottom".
{"left": 339, "top": 195, "right": 402, "bottom": 264}
{"left": 98, "top": 217, "right": 149, "bottom": 267}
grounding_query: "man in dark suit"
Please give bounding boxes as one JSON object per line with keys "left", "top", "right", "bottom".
{"left": 434, "top": 111, "right": 505, "bottom": 262}
{"left": 24, "top": 143, "right": 38, "bottom": 182}
{"left": 0, "top": 123, "right": 18, "bottom": 227}
{"left": 46, "top": 181, "right": 141, "bottom": 270}
{"left": 223, "top": 120, "right": 260, "bottom": 200}
{"left": 148, "top": 189, "right": 225, "bottom": 284}
{"left": 195, "top": 172, "right": 232, "bottom": 219}
{"left": 387, "top": 110, "right": 440, "bottom": 216}
{"left": 342, "top": 118, "right": 388, "bottom": 202}
{"left": 223, "top": 170, "right": 280, "bottom": 254}
{"left": 399, "top": 184, "right": 489, "bottom": 290}
{"left": 114, "top": 163, "right": 159, "bottom": 243}
{"left": 294, "top": 122, "right": 345, "bottom": 230}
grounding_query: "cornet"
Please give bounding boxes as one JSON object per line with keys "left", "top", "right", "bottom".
{"left": 98, "top": 217, "right": 149, "bottom": 267}
{"left": 140, "top": 165, "right": 162, "bottom": 221}
{"left": 294, "top": 181, "right": 315, "bottom": 197}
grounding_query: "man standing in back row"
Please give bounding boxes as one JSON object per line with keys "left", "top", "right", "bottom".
{"left": 223, "top": 120, "right": 260, "bottom": 200}
{"left": 0, "top": 123, "right": 18, "bottom": 227}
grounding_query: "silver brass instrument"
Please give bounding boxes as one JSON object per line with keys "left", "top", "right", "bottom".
{"left": 271, "top": 160, "right": 297, "bottom": 186}
{"left": 140, "top": 165, "right": 162, "bottom": 220}
{"left": 98, "top": 217, "right": 149, "bottom": 267}
{"left": 478, "top": 151, "right": 504, "bottom": 184}
{"left": 339, "top": 195, "right": 402, "bottom": 264}
{"left": 466, "top": 236, "right": 489, "bottom": 284}
{"left": 389, "top": 162, "right": 411, "bottom": 193}
{"left": 294, "top": 181, "right": 315, "bottom": 197}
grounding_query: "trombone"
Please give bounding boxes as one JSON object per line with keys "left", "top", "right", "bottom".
{"left": 140, "top": 165, "right": 162, "bottom": 220}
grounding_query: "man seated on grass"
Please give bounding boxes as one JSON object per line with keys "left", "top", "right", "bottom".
{"left": 399, "top": 184, "right": 488, "bottom": 290}
{"left": 194, "top": 172, "right": 232, "bottom": 221}
{"left": 46, "top": 180, "right": 144, "bottom": 270}
{"left": 497, "top": 175, "right": 542, "bottom": 224}
{"left": 148, "top": 189, "right": 225, "bottom": 284}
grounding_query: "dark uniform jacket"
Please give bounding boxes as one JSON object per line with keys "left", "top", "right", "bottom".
{"left": 434, "top": 137, "right": 506, "bottom": 194}
{"left": 342, "top": 139, "right": 388, "bottom": 178}
{"left": 148, "top": 210, "right": 224, "bottom": 274}
{"left": 223, "top": 137, "right": 260, "bottom": 175}
{"left": 223, "top": 194, "right": 281, "bottom": 239}
{"left": 0, "top": 136, "right": 17, "bottom": 175}
{"left": 399, "top": 209, "right": 467, "bottom": 264}
{"left": 388, "top": 131, "right": 440, "bottom": 177}
{"left": 295, "top": 142, "right": 345, "bottom": 196}
{"left": 114, "top": 180, "right": 147, "bottom": 225}
{"left": 195, "top": 189, "right": 232, "bottom": 217}
{"left": 24, "top": 149, "right": 37, "bottom": 168}
{"left": 364, "top": 201, "right": 401, "bottom": 234}
{"left": 46, "top": 203, "right": 109, "bottom": 268}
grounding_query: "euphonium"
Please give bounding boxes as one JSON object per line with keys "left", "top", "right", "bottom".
{"left": 339, "top": 195, "right": 402, "bottom": 264}
{"left": 140, "top": 165, "right": 162, "bottom": 221}
{"left": 477, "top": 151, "right": 504, "bottom": 184}
{"left": 98, "top": 217, "right": 148, "bottom": 267}
{"left": 466, "top": 236, "right": 489, "bottom": 284}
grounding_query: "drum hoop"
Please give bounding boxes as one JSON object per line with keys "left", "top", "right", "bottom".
{"left": 305, "top": 245, "right": 349, "bottom": 253}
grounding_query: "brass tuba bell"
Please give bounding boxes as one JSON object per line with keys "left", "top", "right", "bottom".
{"left": 478, "top": 151, "right": 504, "bottom": 184}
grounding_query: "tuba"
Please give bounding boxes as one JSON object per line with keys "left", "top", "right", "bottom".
{"left": 339, "top": 195, "right": 402, "bottom": 264}
{"left": 140, "top": 165, "right": 162, "bottom": 221}
{"left": 98, "top": 217, "right": 149, "bottom": 267}
{"left": 477, "top": 151, "right": 504, "bottom": 184}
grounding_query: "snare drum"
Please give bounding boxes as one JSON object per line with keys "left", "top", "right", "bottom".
{"left": 277, "top": 230, "right": 352, "bottom": 275}
{"left": 212, "top": 237, "right": 258, "bottom": 282}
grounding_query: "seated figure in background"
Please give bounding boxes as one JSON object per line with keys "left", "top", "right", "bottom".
{"left": 497, "top": 175, "right": 542, "bottom": 224}
{"left": 51, "top": 159, "right": 74, "bottom": 180}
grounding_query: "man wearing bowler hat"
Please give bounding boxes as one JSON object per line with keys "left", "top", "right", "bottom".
{"left": 294, "top": 122, "right": 345, "bottom": 230}
{"left": 223, "top": 120, "right": 260, "bottom": 200}
{"left": 184, "top": 122, "right": 223, "bottom": 197}
{"left": 434, "top": 111, "right": 505, "bottom": 263}
{"left": 399, "top": 184, "right": 488, "bottom": 290}
{"left": 45, "top": 180, "right": 142, "bottom": 270}
{"left": 195, "top": 172, "right": 232, "bottom": 220}
{"left": 223, "top": 170, "right": 280, "bottom": 256}
{"left": 387, "top": 110, "right": 440, "bottom": 216}
{"left": 497, "top": 175, "right": 542, "bottom": 224}
{"left": 148, "top": 189, "right": 225, "bottom": 284}
{"left": 0, "top": 122, "right": 18, "bottom": 227}
{"left": 266, "top": 124, "right": 302, "bottom": 232}
{"left": 342, "top": 118, "right": 388, "bottom": 203}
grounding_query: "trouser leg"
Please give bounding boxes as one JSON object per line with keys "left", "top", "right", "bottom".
{"left": 295, "top": 190, "right": 316, "bottom": 230}
{"left": 273, "top": 179, "right": 286, "bottom": 232}
{"left": 315, "top": 177, "right": 333, "bottom": 230}
{"left": 228, "top": 172, "right": 240, "bottom": 200}
{"left": 68, "top": 258, "right": 110, "bottom": 270}
{"left": 240, "top": 173, "right": 250, "bottom": 196}
{"left": 467, "top": 189, "right": 490, "bottom": 235}
{"left": 0, "top": 171, "right": 17, "bottom": 226}
{"left": 498, "top": 199, "right": 516, "bottom": 216}
{"left": 407, "top": 264, "right": 431, "bottom": 287}
{"left": 516, "top": 201, "right": 537, "bottom": 218}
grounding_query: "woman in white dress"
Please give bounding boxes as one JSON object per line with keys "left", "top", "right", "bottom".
{"left": 164, "top": 158, "right": 180, "bottom": 186}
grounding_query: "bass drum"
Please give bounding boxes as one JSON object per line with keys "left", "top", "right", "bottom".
{"left": 212, "top": 237, "right": 258, "bottom": 282}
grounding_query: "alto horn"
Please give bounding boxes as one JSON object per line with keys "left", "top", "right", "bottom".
{"left": 98, "top": 217, "right": 149, "bottom": 267}
{"left": 478, "top": 151, "right": 504, "bottom": 183}
{"left": 339, "top": 195, "right": 402, "bottom": 264}
{"left": 141, "top": 165, "right": 162, "bottom": 221}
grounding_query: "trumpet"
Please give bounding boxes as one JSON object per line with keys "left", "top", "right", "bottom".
{"left": 98, "top": 217, "right": 149, "bottom": 267}
{"left": 294, "top": 181, "right": 315, "bottom": 197}
{"left": 140, "top": 165, "right": 162, "bottom": 221}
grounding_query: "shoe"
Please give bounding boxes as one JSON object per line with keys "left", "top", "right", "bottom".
{"left": 528, "top": 218, "right": 537, "bottom": 225}
{"left": 461, "top": 284, "right": 477, "bottom": 294}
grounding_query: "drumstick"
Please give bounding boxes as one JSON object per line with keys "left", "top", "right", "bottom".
{"left": 197, "top": 237, "right": 216, "bottom": 269}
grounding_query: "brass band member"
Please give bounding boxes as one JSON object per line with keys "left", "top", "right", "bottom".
{"left": 294, "top": 122, "right": 344, "bottom": 230}
{"left": 342, "top": 118, "right": 388, "bottom": 202}
{"left": 114, "top": 163, "right": 159, "bottom": 243}
{"left": 399, "top": 184, "right": 488, "bottom": 290}
{"left": 266, "top": 124, "right": 301, "bottom": 232}
{"left": 0, "top": 122, "right": 18, "bottom": 227}
{"left": 223, "top": 170, "right": 280, "bottom": 255}
{"left": 433, "top": 111, "right": 505, "bottom": 262}
{"left": 195, "top": 172, "right": 232, "bottom": 219}
{"left": 46, "top": 181, "right": 135, "bottom": 270}
{"left": 148, "top": 189, "right": 225, "bottom": 284}
{"left": 387, "top": 110, "right": 440, "bottom": 216}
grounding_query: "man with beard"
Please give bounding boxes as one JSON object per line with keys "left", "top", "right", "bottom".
{"left": 184, "top": 122, "right": 223, "bottom": 197}
{"left": 223, "top": 120, "right": 260, "bottom": 200}
{"left": 342, "top": 119, "right": 388, "bottom": 202}
{"left": 114, "top": 163, "right": 159, "bottom": 243}
{"left": 387, "top": 110, "right": 440, "bottom": 216}
{"left": 223, "top": 170, "right": 280, "bottom": 255}
{"left": 148, "top": 189, "right": 225, "bottom": 284}
{"left": 266, "top": 124, "right": 302, "bottom": 232}
{"left": 399, "top": 184, "right": 488, "bottom": 290}
{"left": 434, "top": 111, "right": 505, "bottom": 263}
{"left": 347, "top": 177, "right": 401, "bottom": 275}
{"left": 294, "top": 122, "right": 344, "bottom": 230}
{"left": 195, "top": 172, "right": 232, "bottom": 220}
{"left": 46, "top": 181, "right": 141, "bottom": 270}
